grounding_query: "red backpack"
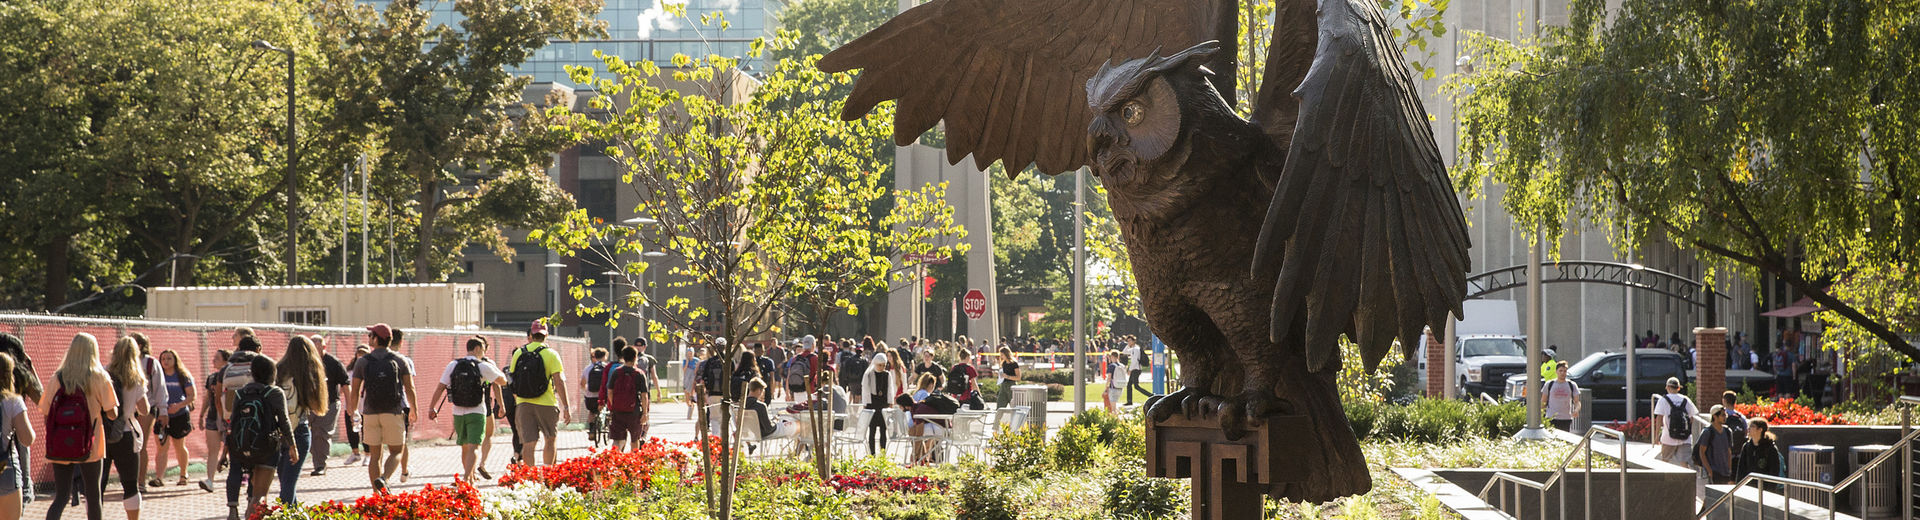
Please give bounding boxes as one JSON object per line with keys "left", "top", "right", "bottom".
{"left": 46, "top": 385, "right": 94, "bottom": 462}
{"left": 604, "top": 365, "right": 646, "bottom": 414}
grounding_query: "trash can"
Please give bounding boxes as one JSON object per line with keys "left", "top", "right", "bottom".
{"left": 1011, "top": 384, "right": 1049, "bottom": 429}
{"left": 1788, "top": 445, "right": 1836, "bottom": 508}
{"left": 1851, "top": 444, "right": 1897, "bottom": 519}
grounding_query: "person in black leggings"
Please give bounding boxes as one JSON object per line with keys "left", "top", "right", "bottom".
{"left": 863, "top": 351, "right": 894, "bottom": 456}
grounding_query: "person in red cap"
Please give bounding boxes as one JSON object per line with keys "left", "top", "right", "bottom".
{"left": 506, "top": 321, "right": 569, "bottom": 467}
{"left": 344, "top": 323, "right": 416, "bottom": 493}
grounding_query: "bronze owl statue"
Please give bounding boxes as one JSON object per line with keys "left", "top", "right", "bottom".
{"left": 821, "top": 0, "right": 1469, "bottom": 501}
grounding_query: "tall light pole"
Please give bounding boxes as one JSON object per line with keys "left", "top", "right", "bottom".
{"left": 253, "top": 40, "right": 298, "bottom": 285}
{"left": 603, "top": 269, "right": 622, "bottom": 347}
{"left": 644, "top": 250, "right": 668, "bottom": 358}
{"left": 544, "top": 262, "right": 566, "bottom": 318}
{"left": 1072, "top": 168, "right": 1087, "bottom": 415}
{"left": 1515, "top": 228, "right": 1551, "bottom": 441}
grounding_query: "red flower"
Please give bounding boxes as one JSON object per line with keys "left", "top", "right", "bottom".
{"left": 1735, "top": 398, "right": 1853, "bottom": 426}
{"left": 497, "top": 438, "right": 699, "bottom": 493}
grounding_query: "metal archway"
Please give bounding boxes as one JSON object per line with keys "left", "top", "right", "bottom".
{"left": 1465, "top": 260, "right": 1729, "bottom": 310}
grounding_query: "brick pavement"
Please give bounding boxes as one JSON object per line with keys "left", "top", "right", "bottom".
{"left": 26, "top": 399, "right": 1079, "bottom": 520}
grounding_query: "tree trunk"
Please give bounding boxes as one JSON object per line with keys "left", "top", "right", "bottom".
{"left": 698, "top": 390, "right": 714, "bottom": 513}
{"left": 413, "top": 178, "right": 438, "bottom": 283}
{"left": 40, "top": 233, "right": 71, "bottom": 310}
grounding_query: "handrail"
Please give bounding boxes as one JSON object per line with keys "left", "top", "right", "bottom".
{"left": 1478, "top": 426, "right": 1630, "bottom": 520}
{"left": 1694, "top": 396, "right": 1920, "bottom": 520}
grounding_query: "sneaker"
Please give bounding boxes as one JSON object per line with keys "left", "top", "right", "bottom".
{"left": 372, "top": 478, "right": 387, "bottom": 494}
{"left": 401, "top": 471, "right": 410, "bottom": 483}
{"left": 228, "top": 504, "right": 240, "bottom": 520}
{"left": 310, "top": 469, "right": 325, "bottom": 477}
{"left": 198, "top": 479, "right": 214, "bottom": 493}
{"left": 342, "top": 453, "right": 363, "bottom": 466}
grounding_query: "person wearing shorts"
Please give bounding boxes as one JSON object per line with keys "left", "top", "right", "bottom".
{"left": 507, "top": 322, "right": 570, "bottom": 467}
{"left": 429, "top": 337, "right": 507, "bottom": 482}
{"left": 347, "top": 324, "right": 416, "bottom": 493}
{"left": 603, "top": 346, "right": 652, "bottom": 451}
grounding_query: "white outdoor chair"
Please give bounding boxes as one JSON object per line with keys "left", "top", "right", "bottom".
{"left": 833, "top": 409, "right": 871, "bottom": 459}
{"left": 992, "top": 406, "right": 1030, "bottom": 433}
{"left": 946, "top": 410, "right": 994, "bottom": 460}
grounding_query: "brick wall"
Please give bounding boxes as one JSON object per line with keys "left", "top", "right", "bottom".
{"left": 1425, "top": 329, "right": 1446, "bottom": 397}
{"left": 1694, "top": 327, "right": 1727, "bottom": 407}
{"left": 0, "top": 314, "right": 587, "bottom": 484}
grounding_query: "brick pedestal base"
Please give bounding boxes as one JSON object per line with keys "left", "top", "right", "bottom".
{"left": 1426, "top": 329, "right": 1446, "bottom": 397}
{"left": 1694, "top": 327, "right": 1727, "bottom": 406}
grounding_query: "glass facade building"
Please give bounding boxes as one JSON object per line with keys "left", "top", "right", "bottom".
{"left": 395, "top": 0, "right": 780, "bottom": 85}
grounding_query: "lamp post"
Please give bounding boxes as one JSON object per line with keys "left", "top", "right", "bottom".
{"left": 253, "top": 40, "right": 298, "bottom": 285}
{"left": 603, "top": 269, "right": 623, "bottom": 347}
{"left": 544, "top": 262, "right": 566, "bottom": 318}
{"left": 644, "top": 250, "right": 668, "bottom": 355}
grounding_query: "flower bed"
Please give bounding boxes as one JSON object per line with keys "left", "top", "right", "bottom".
{"left": 1737, "top": 398, "right": 1854, "bottom": 426}
{"left": 498, "top": 439, "right": 696, "bottom": 492}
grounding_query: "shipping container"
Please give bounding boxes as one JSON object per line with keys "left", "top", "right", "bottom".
{"left": 145, "top": 284, "right": 485, "bottom": 330}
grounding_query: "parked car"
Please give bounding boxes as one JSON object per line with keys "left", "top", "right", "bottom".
{"left": 1416, "top": 299, "right": 1532, "bottom": 398}
{"left": 1504, "top": 349, "right": 1777, "bottom": 421}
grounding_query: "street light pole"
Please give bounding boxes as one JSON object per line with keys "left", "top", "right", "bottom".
{"left": 1072, "top": 168, "right": 1086, "bottom": 415}
{"left": 254, "top": 40, "right": 297, "bottom": 285}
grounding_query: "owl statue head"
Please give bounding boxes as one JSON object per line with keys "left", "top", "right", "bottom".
{"left": 1084, "top": 41, "right": 1228, "bottom": 191}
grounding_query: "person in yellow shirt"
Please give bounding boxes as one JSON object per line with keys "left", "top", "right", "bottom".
{"left": 506, "top": 322, "right": 571, "bottom": 467}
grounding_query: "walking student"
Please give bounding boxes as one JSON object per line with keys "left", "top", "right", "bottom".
{"left": 341, "top": 345, "right": 369, "bottom": 467}
{"left": 0, "top": 353, "right": 35, "bottom": 519}
{"left": 102, "top": 337, "right": 150, "bottom": 520}
{"left": 1122, "top": 339, "right": 1150, "bottom": 406}
{"left": 275, "top": 336, "right": 329, "bottom": 504}
{"left": 225, "top": 356, "right": 294, "bottom": 520}
{"left": 127, "top": 333, "right": 167, "bottom": 495}
{"left": 196, "top": 349, "right": 230, "bottom": 493}
{"left": 862, "top": 350, "right": 896, "bottom": 456}
{"left": 580, "top": 347, "right": 609, "bottom": 446}
{"left": 428, "top": 337, "right": 508, "bottom": 482}
{"left": 508, "top": 321, "right": 570, "bottom": 467}
{"left": 476, "top": 350, "right": 504, "bottom": 480}
{"left": 309, "top": 335, "right": 351, "bottom": 477}
{"left": 0, "top": 333, "right": 40, "bottom": 507}
{"left": 1697, "top": 405, "right": 1736, "bottom": 484}
{"left": 601, "top": 346, "right": 652, "bottom": 451}
{"left": 347, "top": 323, "right": 416, "bottom": 493}
{"left": 995, "top": 347, "right": 1019, "bottom": 408}
{"left": 44, "top": 333, "right": 119, "bottom": 520}
{"left": 150, "top": 350, "right": 193, "bottom": 488}
{"left": 1651, "top": 377, "right": 1699, "bottom": 466}
{"left": 1542, "top": 361, "right": 1581, "bottom": 431}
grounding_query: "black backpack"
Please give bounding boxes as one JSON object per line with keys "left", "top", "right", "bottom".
{"left": 943, "top": 363, "right": 972, "bottom": 395}
{"left": 361, "top": 352, "right": 405, "bottom": 414}
{"left": 227, "top": 386, "right": 281, "bottom": 468}
{"left": 1135, "top": 349, "right": 1149, "bottom": 367}
{"left": 511, "top": 346, "right": 550, "bottom": 399}
{"left": 103, "top": 379, "right": 133, "bottom": 444}
{"left": 924, "top": 392, "right": 961, "bottom": 414}
{"left": 586, "top": 362, "right": 608, "bottom": 394}
{"left": 448, "top": 359, "right": 485, "bottom": 408}
{"left": 1664, "top": 395, "right": 1692, "bottom": 440}
{"left": 839, "top": 355, "right": 869, "bottom": 387}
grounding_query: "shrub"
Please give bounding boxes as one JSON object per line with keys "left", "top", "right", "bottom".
{"left": 1103, "top": 469, "right": 1188, "bottom": 519}
{"left": 1025, "top": 369, "right": 1075, "bottom": 386}
{"left": 954, "top": 472, "right": 1022, "bottom": 520}
{"left": 1353, "top": 398, "right": 1523, "bottom": 442}
{"left": 1046, "top": 383, "right": 1066, "bottom": 400}
{"left": 977, "top": 379, "right": 1001, "bottom": 399}
{"left": 1737, "top": 398, "right": 1854, "bottom": 425}
{"left": 1471, "top": 401, "right": 1527, "bottom": 438}
{"left": 1344, "top": 399, "right": 1380, "bottom": 440}
{"left": 1051, "top": 422, "right": 1108, "bottom": 471}
{"left": 1065, "top": 409, "right": 1126, "bottom": 444}
{"left": 989, "top": 425, "right": 1051, "bottom": 477}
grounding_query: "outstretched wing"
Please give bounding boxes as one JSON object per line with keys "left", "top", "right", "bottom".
{"left": 817, "top": 0, "right": 1234, "bottom": 175}
{"left": 1251, "top": 0, "right": 1471, "bottom": 372}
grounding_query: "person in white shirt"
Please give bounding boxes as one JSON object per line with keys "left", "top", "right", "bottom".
{"left": 427, "top": 338, "right": 508, "bottom": 483}
{"left": 1542, "top": 361, "right": 1581, "bottom": 431}
{"left": 1651, "top": 377, "right": 1700, "bottom": 465}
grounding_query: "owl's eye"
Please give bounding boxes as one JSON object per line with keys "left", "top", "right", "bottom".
{"left": 1120, "top": 101, "right": 1145, "bottom": 126}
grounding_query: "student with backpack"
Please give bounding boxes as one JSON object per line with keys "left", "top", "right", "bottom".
{"left": 308, "top": 335, "right": 351, "bottom": 477}
{"left": 838, "top": 346, "right": 869, "bottom": 405}
{"left": 507, "top": 321, "right": 570, "bottom": 467}
{"left": 601, "top": 346, "right": 652, "bottom": 451}
{"left": 345, "top": 324, "right": 417, "bottom": 493}
{"left": 785, "top": 337, "right": 818, "bottom": 402}
{"left": 196, "top": 349, "right": 231, "bottom": 493}
{"left": 0, "top": 353, "right": 35, "bottom": 519}
{"left": 1122, "top": 339, "right": 1151, "bottom": 406}
{"left": 0, "top": 333, "right": 42, "bottom": 506}
{"left": 579, "top": 347, "right": 610, "bottom": 447}
{"left": 274, "top": 336, "right": 330, "bottom": 504}
{"left": 1542, "top": 361, "right": 1582, "bottom": 431}
{"left": 225, "top": 356, "right": 295, "bottom": 520}
{"left": 43, "top": 332, "right": 120, "bottom": 520}
{"left": 945, "top": 348, "right": 981, "bottom": 410}
{"left": 101, "top": 337, "right": 151, "bottom": 520}
{"left": 429, "top": 337, "right": 508, "bottom": 482}
{"left": 1651, "top": 377, "right": 1700, "bottom": 466}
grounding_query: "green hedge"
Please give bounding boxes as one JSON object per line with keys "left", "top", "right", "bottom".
{"left": 1345, "top": 398, "right": 1525, "bottom": 443}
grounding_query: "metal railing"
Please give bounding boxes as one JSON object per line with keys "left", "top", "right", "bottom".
{"left": 1693, "top": 395, "right": 1920, "bottom": 520}
{"left": 1479, "top": 426, "right": 1630, "bottom": 520}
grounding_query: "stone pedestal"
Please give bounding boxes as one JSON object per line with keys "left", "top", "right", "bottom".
{"left": 1147, "top": 412, "right": 1312, "bottom": 520}
{"left": 1694, "top": 327, "right": 1727, "bottom": 405}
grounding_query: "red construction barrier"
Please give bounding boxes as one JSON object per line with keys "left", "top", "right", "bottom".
{"left": 0, "top": 313, "right": 588, "bottom": 485}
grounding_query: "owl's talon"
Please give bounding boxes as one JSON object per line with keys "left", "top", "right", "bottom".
{"left": 1146, "top": 389, "right": 1198, "bottom": 423}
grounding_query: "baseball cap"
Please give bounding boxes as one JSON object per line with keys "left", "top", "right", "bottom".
{"left": 1666, "top": 377, "right": 1682, "bottom": 388}
{"left": 1709, "top": 404, "right": 1726, "bottom": 416}
{"left": 365, "top": 323, "right": 393, "bottom": 341}
{"left": 528, "top": 321, "right": 549, "bottom": 336}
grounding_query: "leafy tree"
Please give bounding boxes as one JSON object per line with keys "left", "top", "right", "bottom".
{"left": 309, "top": 0, "right": 603, "bottom": 283}
{"left": 534, "top": 25, "right": 964, "bottom": 514}
{"left": 1447, "top": 0, "right": 1920, "bottom": 359}
{"left": 0, "top": 0, "right": 320, "bottom": 309}
{"left": 771, "top": 0, "right": 894, "bottom": 66}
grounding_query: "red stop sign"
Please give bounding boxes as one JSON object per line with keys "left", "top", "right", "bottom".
{"left": 963, "top": 289, "right": 987, "bottom": 320}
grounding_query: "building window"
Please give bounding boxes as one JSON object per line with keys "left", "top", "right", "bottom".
{"left": 580, "top": 179, "right": 617, "bottom": 223}
{"left": 281, "top": 308, "right": 329, "bottom": 326}
{"left": 517, "top": 261, "right": 526, "bottom": 273}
